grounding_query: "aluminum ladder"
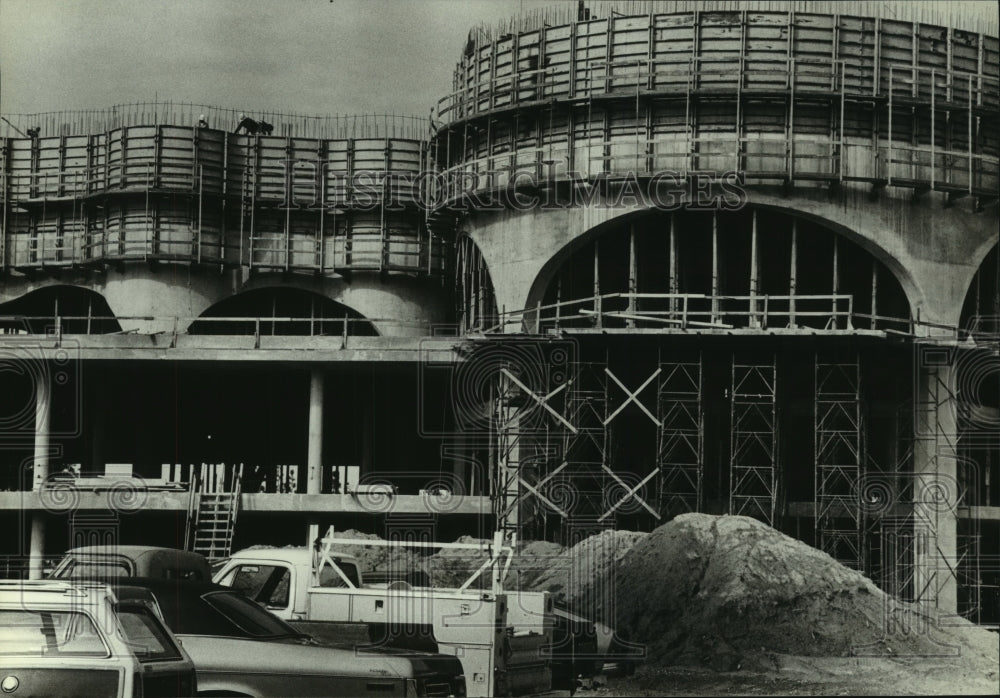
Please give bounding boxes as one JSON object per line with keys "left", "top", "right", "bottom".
{"left": 185, "top": 463, "right": 243, "bottom": 561}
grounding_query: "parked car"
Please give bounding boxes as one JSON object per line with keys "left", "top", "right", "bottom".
{"left": 108, "top": 578, "right": 467, "bottom": 697}
{"left": 50, "top": 545, "right": 212, "bottom": 581}
{"left": 0, "top": 579, "right": 196, "bottom": 697}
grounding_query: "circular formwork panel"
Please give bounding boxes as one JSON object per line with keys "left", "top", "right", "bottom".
{"left": 433, "top": 9, "right": 1000, "bottom": 197}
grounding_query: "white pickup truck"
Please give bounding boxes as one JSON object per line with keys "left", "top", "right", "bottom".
{"left": 211, "top": 536, "right": 585, "bottom": 696}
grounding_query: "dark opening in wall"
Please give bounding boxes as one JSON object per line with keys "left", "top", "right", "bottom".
{"left": 189, "top": 287, "right": 377, "bottom": 336}
{"left": 538, "top": 207, "right": 911, "bottom": 331}
{"left": 0, "top": 286, "right": 120, "bottom": 335}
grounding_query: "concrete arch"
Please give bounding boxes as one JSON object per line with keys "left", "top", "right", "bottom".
{"left": 528, "top": 205, "right": 914, "bottom": 332}
{"left": 192, "top": 285, "right": 380, "bottom": 336}
{"left": 0, "top": 266, "right": 236, "bottom": 334}
{"left": 960, "top": 242, "right": 999, "bottom": 332}
{"left": 0, "top": 277, "right": 93, "bottom": 306}
{"left": 462, "top": 185, "right": 997, "bottom": 332}
{"left": 98, "top": 266, "right": 232, "bottom": 333}
{"left": 0, "top": 283, "right": 120, "bottom": 334}
{"left": 454, "top": 233, "right": 499, "bottom": 332}
{"left": 238, "top": 271, "right": 450, "bottom": 337}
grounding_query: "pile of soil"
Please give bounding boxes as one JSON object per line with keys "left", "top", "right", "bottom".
{"left": 426, "top": 536, "right": 567, "bottom": 590}
{"left": 530, "top": 530, "right": 647, "bottom": 624}
{"left": 317, "top": 529, "right": 430, "bottom": 580}
{"left": 425, "top": 535, "right": 493, "bottom": 588}
{"left": 614, "top": 513, "right": 999, "bottom": 675}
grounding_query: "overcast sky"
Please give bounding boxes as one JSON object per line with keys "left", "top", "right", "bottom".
{"left": 2, "top": 1, "right": 997, "bottom": 120}
{"left": 0, "top": 0, "right": 527, "bottom": 118}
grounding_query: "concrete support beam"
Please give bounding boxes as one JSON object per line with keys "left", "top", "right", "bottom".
{"left": 29, "top": 370, "right": 51, "bottom": 580}
{"left": 307, "top": 369, "right": 324, "bottom": 495}
{"left": 912, "top": 358, "right": 959, "bottom": 616}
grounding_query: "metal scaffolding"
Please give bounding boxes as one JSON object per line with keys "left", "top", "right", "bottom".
{"left": 601, "top": 363, "right": 662, "bottom": 525}
{"left": 490, "top": 344, "right": 578, "bottom": 540}
{"left": 871, "top": 397, "right": 919, "bottom": 604}
{"left": 729, "top": 356, "right": 778, "bottom": 525}
{"left": 492, "top": 366, "right": 525, "bottom": 540}
{"left": 559, "top": 360, "right": 609, "bottom": 538}
{"left": 957, "top": 526, "right": 984, "bottom": 623}
{"left": 814, "top": 355, "right": 864, "bottom": 569}
{"left": 656, "top": 351, "right": 704, "bottom": 518}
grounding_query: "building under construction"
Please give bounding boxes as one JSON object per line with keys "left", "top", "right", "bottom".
{"left": 1, "top": 1, "right": 998, "bottom": 627}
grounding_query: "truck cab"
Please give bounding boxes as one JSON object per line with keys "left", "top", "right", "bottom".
{"left": 212, "top": 539, "right": 552, "bottom": 697}
{"left": 212, "top": 547, "right": 362, "bottom": 620}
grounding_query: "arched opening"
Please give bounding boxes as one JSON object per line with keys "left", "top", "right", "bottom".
{"left": 0, "top": 286, "right": 120, "bottom": 334}
{"left": 189, "top": 288, "right": 378, "bottom": 336}
{"left": 956, "top": 242, "right": 999, "bottom": 517}
{"left": 455, "top": 235, "right": 499, "bottom": 332}
{"left": 960, "top": 243, "right": 999, "bottom": 337}
{"left": 537, "top": 207, "right": 911, "bottom": 332}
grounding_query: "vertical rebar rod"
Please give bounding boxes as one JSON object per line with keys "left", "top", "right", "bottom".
{"left": 749, "top": 209, "right": 759, "bottom": 327}
{"left": 711, "top": 210, "right": 719, "bottom": 323}
{"left": 789, "top": 218, "right": 797, "bottom": 328}
{"left": 627, "top": 223, "right": 637, "bottom": 327}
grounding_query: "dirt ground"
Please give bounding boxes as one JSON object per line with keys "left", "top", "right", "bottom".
{"left": 249, "top": 517, "right": 1000, "bottom": 696}
{"left": 576, "top": 654, "right": 1000, "bottom": 696}
{"left": 566, "top": 514, "right": 999, "bottom": 696}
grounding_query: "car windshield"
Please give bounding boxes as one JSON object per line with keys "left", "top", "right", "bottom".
{"left": 201, "top": 591, "right": 303, "bottom": 639}
{"left": 0, "top": 609, "right": 109, "bottom": 657}
{"left": 116, "top": 605, "right": 183, "bottom": 662}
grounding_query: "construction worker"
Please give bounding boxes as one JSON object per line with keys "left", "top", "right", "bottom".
{"left": 258, "top": 119, "right": 274, "bottom": 136}
{"left": 234, "top": 113, "right": 259, "bottom": 135}
{"left": 198, "top": 114, "right": 209, "bottom": 129}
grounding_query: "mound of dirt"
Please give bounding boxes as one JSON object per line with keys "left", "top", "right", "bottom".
{"left": 615, "top": 513, "right": 999, "bottom": 675}
{"left": 320, "top": 529, "right": 429, "bottom": 579}
{"left": 425, "top": 535, "right": 492, "bottom": 588}
{"left": 426, "top": 537, "right": 567, "bottom": 590}
{"left": 530, "top": 529, "right": 647, "bottom": 624}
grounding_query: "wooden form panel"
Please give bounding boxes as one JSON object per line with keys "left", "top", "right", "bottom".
{"left": 440, "top": 9, "right": 999, "bottom": 120}
{"left": 246, "top": 208, "right": 440, "bottom": 275}
{"left": 1, "top": 129, "right": 435, "bottom": 274}
{"left": 438, "top": 92, "right": 998, "bottom": 194}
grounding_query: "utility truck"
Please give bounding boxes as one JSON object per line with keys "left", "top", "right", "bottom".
{"left": 212, "top": 529, "right": 587, "bottom": 696}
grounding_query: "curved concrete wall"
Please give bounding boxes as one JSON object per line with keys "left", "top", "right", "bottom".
{"left": 238, "top": 273, "right": 450, "bottom": 337}
{"left": 0, "top": 266, "right": 449, "bottom": 337}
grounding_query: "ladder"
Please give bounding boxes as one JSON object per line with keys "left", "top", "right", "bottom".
{"left": 185, "top": 464, "right": 243, "bottom": 560}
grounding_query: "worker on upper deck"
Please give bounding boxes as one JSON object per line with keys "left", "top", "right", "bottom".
{"left": 234, "top": 113, "right": 259, "bottom": 135}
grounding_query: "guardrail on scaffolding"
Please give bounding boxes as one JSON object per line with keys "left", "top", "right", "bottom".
{"left": 0, "top": 305, "right": 994, "bottom": 344}
{"left": 0, "top": 314, "right": 432, "bottom": 342}
{"left": 479, "top": 292, "right": 999, "bottom": 341}
{"left": 0, "top": 103, "right": 429, "bottom": 141}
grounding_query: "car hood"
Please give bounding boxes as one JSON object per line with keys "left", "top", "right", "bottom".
{"left": 177, "top": 634, "right": 461, "bottom": 678}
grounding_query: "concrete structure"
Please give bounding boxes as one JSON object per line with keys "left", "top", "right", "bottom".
{"left": 1, "top": 2, "right": 997, "bottom": 625}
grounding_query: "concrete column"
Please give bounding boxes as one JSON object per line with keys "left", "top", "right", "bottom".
{"left": 29, "top": 371, "right": 51, "bottom": 580}
{"left": 307, "top": 369, "right": 324, "bottom": 495}
{"left": 912, "top": 359, "right": 958, "bottom": 616}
